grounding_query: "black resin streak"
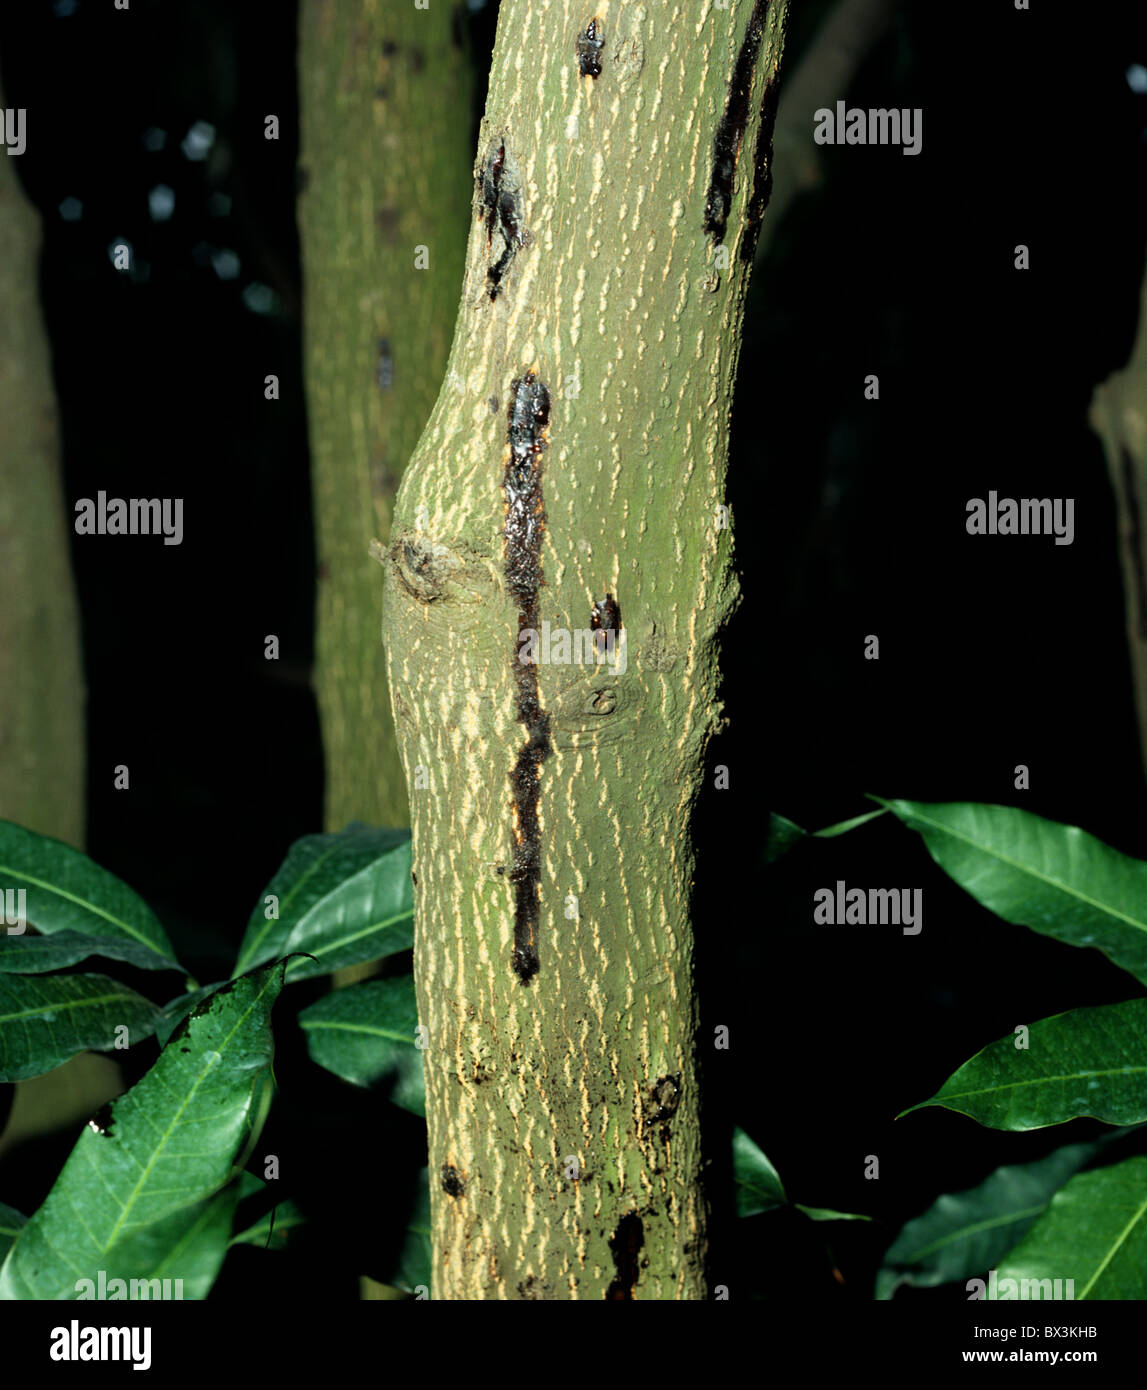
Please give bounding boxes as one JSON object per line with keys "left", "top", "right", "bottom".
{"left": 606, "top": 1213, "right": 645, "bottom": 1300}
{"left": 503, "top": 373, "right": 552, "bottom": 983}
{"left": 645, "top": 1073, "right": 681, "bottom": 1142}
{"left": 1122, "top": 447, "right": 1147, "bottom": 639}
{"left": 480, "top": 142, "right": 505, "bottom": 248}
{"left": 480, "top": 140, "right": 526, "bottom": 301}
{"left": 591, "top": 592, "right": 622, "bottom": 656}
{"left": 440, "top": 1164, "right": 465, "bottom": 1198}
{"left": 739, "top": 70, "right": 781, "bottom": 265}
{"left": 576, "top": 18, "right": 604, "bottom": 78}
{"left": 703, "top": 0, "right": 771, "bottom": 244}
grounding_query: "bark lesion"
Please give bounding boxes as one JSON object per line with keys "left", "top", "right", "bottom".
{"left": 504, "top": 372, "right": 553, "bottom": 984}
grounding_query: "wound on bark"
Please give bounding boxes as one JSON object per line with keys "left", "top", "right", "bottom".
{"left": 704, "top": 0, "right": 772, "bottom": 245}
{"left": 590, "top": 592, "right": 621, "bottom": 656}
{"left": 606, "top": 1212, "right": 645, "bottom": 1299}
{"left": 504, "top": 373, "right": 552, "bottom": 983}
{"left": 645, "top": 1073, "right": 682, "bottom": 1142}
{"left": 739, "top": 67, "right": 782, "bottom": 264}
{"left": 479, "top": 139, "right": 527, "bottom": 301}
{"left": 576, "top": 18, "right": 604, "bottom": 78}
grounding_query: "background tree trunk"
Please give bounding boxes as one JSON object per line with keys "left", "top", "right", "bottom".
{"left": 757, "top": 0, "right": 896, "bottom": 260}
{"left": 1091, "top": 263, "right": 1147, "bottom": 787}
{"left": 298, "top": 0, "right": 474, "bottom": 833}
{"left": 0, "top": 69, "right": 84, "bottom": 848}
{"left": 382, "top": 0, "right": 789, "bottom": 1299}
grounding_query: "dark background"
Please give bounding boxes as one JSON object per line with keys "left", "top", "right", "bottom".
{"left": 1, "top": 0, "right": 1146, "bottom": 1302}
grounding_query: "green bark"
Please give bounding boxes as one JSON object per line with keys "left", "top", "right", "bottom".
{"left": 298, "top": 0, "right": 474, "bottom": 831}
{"left": 382, "top": 0, "right": 789, "bottom": 1299}
{"left": 0, "top": 74, "right": 84, "bottom": 847}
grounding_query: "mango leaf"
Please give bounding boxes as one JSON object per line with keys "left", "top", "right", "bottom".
{"left": 876, "top": 1137, "right": 1108, "bottom": 1298}
{"left": 899, "top": 998, "right": 1147, "bottom": 1130}
{"left": 0, "top": 973, "right": 164, "bottom": 1082}
{"left": 155, "top": 983, "right": 228, "bottom": 1049}
{"left": 229, "top": 1173, "right": 305, "bottom": 1251}
{"left": 0, "top": 930, "right": 177, "bottom": 976}
{"left": 127, "top": 1182, "right": 242, "bottom": 1299}
{"left": 766, "top": 814, "right": 808, "bottom": 864}
{"left": 0, "top": 960, "right": 287, "bottom": 1299}
{"left": 234, "top": 826, "right": 413, "bottom": 981}
{"left": 0, "top": 1203, "right": 25, "bottom": 1262}
{"left": 298, "top": 975, "right": 424, "bottom": 1115}
{"left": 733, "top": 1127, "right": 868, "bottom": 1222}
{"left": 793, "top": 1204, "right": 871, "bottom": 1222}
{"left": 0, "top": 821, "right": 177, "bottom": 971}
{"left": 733, "top": 1127, "right": 789, "bottom": 1215}
{"left": 873, "top": 798, "right": 1147, "bottom": 987}
{"left": 765, "top": 808, "right": 887, "bottom": 864}
{"left": 990, "top": 1156, "right": 1147, "bottom": 1299}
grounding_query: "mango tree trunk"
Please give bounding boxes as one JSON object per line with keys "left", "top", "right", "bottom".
{"left": 382, "top": 0, "right": 789, "bottom": 1300}
{"left": 0, "top": 70, "right": 84, "bottom": 848}
{"left": 298, "top": 0, "right": 474, "bottom": 831}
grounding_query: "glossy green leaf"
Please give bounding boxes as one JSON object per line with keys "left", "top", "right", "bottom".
{"left": 128, "top": 1182, "right": 242, "bottom": 1299}
{"left": 229, "top": 1202, "right": 305, "bottom": 1251}
{"left": 0, "top": 1203, "right": 25, "bottom": 1262}
{"left": 733, "top": 1127, "right": 789, "bottom": 1215}
{"left": 733, "top": 1128, "right": 868, "bottom": 1222}
{"left": 0, "top": 960, "right": 286, "bottom": 1299}
{"left": 298, "top": 975, "right": 424, "bottom": 1115}
{"left": 0, "top": 821, "right": 177, "bottom": 971}
{"left": 234, "top": 826, "right": 413, "bottom": 981}
{"left": 900, "top": 998, "right": 1147, "bottom": 1130}
{"left": 0, "top": 930, "right": 178, "bottom": 976}
{"left": 0, "top": 973, "right": 164, "bottom": 1082}
{"left": 154, "top": 984, "right": 228, "bottom": 1049}
{"left": 766, "top": 808, "right": 887, "bottom": 864}
{"left": 874, "top": 798, "right": 1147, "bottom": 986}
{"left": 766, "top": 814, "right": 807, "bottom": 864}
{"left": 229, "top": 1173, "right": 305, "bottom": 1251}
{"left": 793, "top": 1204, "right": 871, "bottom": 1222}
{"left": 991, "top": 1157, "right": 1147, "bottom": 1299}
{"left": 876, "top": 1137, "right": 1108, "bottom": 1299}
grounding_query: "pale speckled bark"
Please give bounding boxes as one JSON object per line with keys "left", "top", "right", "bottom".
{"left": 1091, "top": 265, "right": 1147, "bottom": 783}
{"left": 0, "top": 72, "right": 85, "bottom": 848}
{"left": 298, "top": 0, "right": 474, "bottom": 831}
{"left": 382, "top": 0, "right": 788, "bottom": 1300}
